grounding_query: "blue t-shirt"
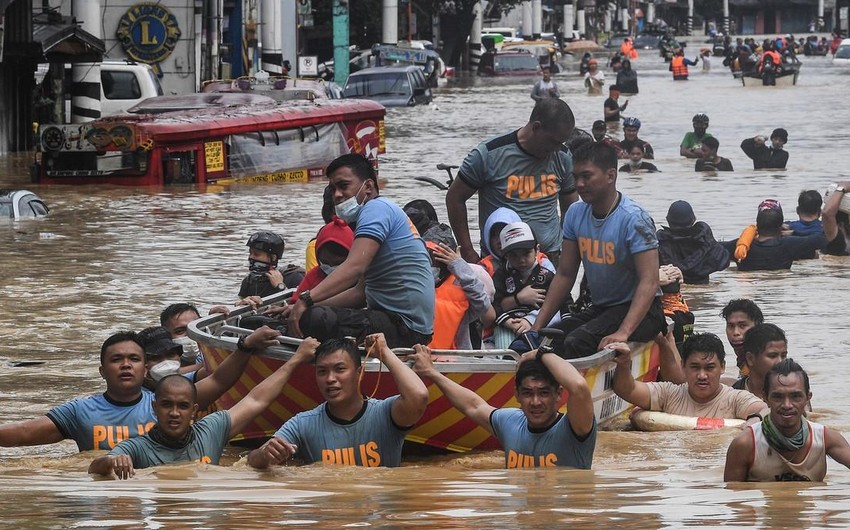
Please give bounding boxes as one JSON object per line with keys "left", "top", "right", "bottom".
{"left": 787, "top": 219, "right": 823, "bottom": 237}
{"left": 109, "top": 411, "right": 231, "bottom": 468}
{"left": 459, "top": 130, "right": 575, "bottom": 254}
{"left": 490, "top": 408, "right": 597, "bottom": 468}
{"left": 354, "top": 197, "right": 435, "bottom": 335}
{"left": 562, "top": 194, "right": 660, "bottom": 306}
{"left": 275, "top": 397, "right": 407, "bottom": 467}
{"left": 46, "top": 390, "right": 156, "bottom": 451}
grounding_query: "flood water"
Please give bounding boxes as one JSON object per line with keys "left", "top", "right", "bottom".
{"left": 2, "top": 53, "right": 850, "bottom": 528}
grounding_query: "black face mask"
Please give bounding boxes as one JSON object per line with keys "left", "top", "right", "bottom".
{"left": 248, "top": 258, "right": 272, "bottom": 278}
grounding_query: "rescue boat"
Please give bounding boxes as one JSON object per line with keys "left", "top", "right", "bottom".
{"left": 188, "top": 291, "right": 661, "bottom": 452}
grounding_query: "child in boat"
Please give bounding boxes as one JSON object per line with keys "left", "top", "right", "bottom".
{"left": 290, "top": 217, "right": 354, "bottom": 304}
{"left": 237, "top": 231, "right": 305, "bottom": 305}
{"left": 491, "top": 222, "right": 562, "bottom": 349}
{"left": 425, "top": 234, "right": 495, "bottom": 350}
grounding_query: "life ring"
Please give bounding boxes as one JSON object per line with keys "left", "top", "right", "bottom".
{"left": 630, "top": 409, "right": 745, "bottom": 432}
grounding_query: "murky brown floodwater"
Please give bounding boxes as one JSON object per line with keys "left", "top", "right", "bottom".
{"left": 2, "top": 54, "right": 850, "bottom": 528}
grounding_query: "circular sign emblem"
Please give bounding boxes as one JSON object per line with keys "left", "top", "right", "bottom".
{"left": 116, "top": 4, "right": 181, "bottom": 67}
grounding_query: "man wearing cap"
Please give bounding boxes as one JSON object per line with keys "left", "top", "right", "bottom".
{"left": 680, "top": 114, "right": 713, "bottom": 158}
{"left": 591, "top": 120, "right": 624, "bottom": 158}
{"left": 138, "top": 326, "right": 194, "bottom": 389}
{"left": 531, "top": 141, "right": 667, "bottom": 358}
{"left": 656, "top": 200, "right": 730, "bottom": 284}
{"left": 90, "top": 338, "right": 321, "bottom": 478}
{"left": 740, "top": 128, "right": 789, "bottom": 169}
{"left": 446, "top": 98, "right": 578, "bottom": 268}
{"left": 0, "top": 326, "right": 281, "bottom": 452}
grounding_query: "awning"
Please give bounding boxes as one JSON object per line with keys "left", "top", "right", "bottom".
{"left": 31, "top": 16, "right": 104, "bottom": 63}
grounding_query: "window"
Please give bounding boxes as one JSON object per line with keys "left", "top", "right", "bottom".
{"left": 102, "top": 71, "right": 142, "bottom": 100}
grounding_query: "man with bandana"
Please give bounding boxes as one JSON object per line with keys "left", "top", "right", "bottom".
{"left": 724, "top": 359, "right": 850, "bottom": 482}
{"left": 89, "top": 338, "right": 321, "bottom": 478}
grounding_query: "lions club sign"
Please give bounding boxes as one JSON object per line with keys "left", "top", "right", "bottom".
{"left": 116, "top": 4, "right": 181, "bottom": 75}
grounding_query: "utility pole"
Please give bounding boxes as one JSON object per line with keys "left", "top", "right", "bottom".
{"left": 333, "top": 0, "right": 349, "bottom": 85}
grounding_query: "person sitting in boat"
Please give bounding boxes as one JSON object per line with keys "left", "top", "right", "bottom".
{"left": 491, "top": 222, "right": 560, "bottom": 349}
{"left": 246, "top": 334, "right": 428, "bottom": 468}
{"left": 305, "top": 185, "right": 337, "bottom": 272}
{"left": 615, "top": 59, "right": 638, "bottom": 94}
{"left": 656, "top": 200, "right": 730, "bottom": 284}
{"left": 0, "top": 327, "right": 280, "bottom": 452}
{"left": 721, "top": 299, "right": 764, "bottom": 377}
{"left": 603, "top": 85, "right": 628, "bottom": 124}
{"left": 409, "top": 343, "right": 596, "bottom": 469}
{"left": 426, "top": 236, "right": 495, "bottom": 350}
{"left": 89, "top": 337, "right": 320, "bottom": 479}
{"left": 530, "top": 67, "right": 561, "bottom": 102}
{"left": 732, "top": 200, "right": 835, "bottom": 271}
{"left": 618, "top": 145, "right": 659, "bottom": 173}
{"left": 138, "top": 326, "right": 194, "bottom": 390}
{"left": 741, "top": 128, "right": 788, "bottom": 169}
{"left": 528, "top": 141, "right": 667, "bottom": 359}
{"left": 680, "top": 114, "right": 713, "bottom": 159}
{"left": 724, "top": 359, "right": 850, "bottom": 482}
{"left": 478, "top": 207, "right": 522, "bottom": 277}
{"left": 289, "top": 216, "right": 354, "bottom": 305}
{"left": 237, "top": 231, "right": 304, "bottom": 307}
{"left": 618, "top": 117, "right": 653, "bottom": 159}
{"left": 160, "top": 302, "right": 203, "bottom": 367}
{"left": 732, "top": 324, "right": 788, "bottom": 401}
{"left": 611, "top": 332, "right": 766, "bottom": 421}
{"left": 584, "top": 59, "right": 605, "bottom": 95}
{"left": 695, "top": 137, "right": 734, "bottom": 172}
{"left": 591, "top": 120, "right": 623, "bottom": 158}
{"left": 279, "top": 153, "right": 435, "bottom": 348}
{"left": 669, "top": 48, "right": 698, "bottom": 80}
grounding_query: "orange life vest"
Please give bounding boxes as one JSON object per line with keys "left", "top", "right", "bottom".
{"left": 428, "top": 274, "right": 470, "bottom": 350}
{"left": 479, "top": 254, "right": 496, "bottom": 277}
{"left": 671, "top": 56, "right": 689, "bottom": 78}
{"left": 758, "top": 50, "right": 781, "bottom": 72}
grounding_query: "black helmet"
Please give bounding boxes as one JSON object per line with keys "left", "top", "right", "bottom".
{"left": 692, "top": 113, "right": 709, "bottom": 124}
{"left": 247, "top": 231, "right": 285, "bottom": 261}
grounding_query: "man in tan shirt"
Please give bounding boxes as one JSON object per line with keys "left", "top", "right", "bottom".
{"left": 611, "top": 332, "right": 766, "bottom": 419}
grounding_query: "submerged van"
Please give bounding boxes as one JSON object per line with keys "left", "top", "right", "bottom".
{"left": 832, "top": 38, "right": 850, "bottom": 66}
{"left": 343, "top": 66, "right": 432, "bottom": 107}
{"left": 64, "top": 61, "right": 164, "bottom": 118}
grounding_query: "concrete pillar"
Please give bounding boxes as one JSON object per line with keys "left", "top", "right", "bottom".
{"left": 621, "top": 7, "right": 629, "bottom": 32}
{"left": 647, "top": 2, "right": 655, "bottom": 24}
{"left": 71, "top": 0, "right": 101, "bottom": 122}
{"left": 261, "top": 0, "right": 284, "bottom": 74}
{"left": 210, "top": 0, "right": 222, "bottom": 79}
{"left": 522, "top": 2, "right": 532, "bottom": 38}
{"left": 687, "top": 0, "right": 694, "bottom": 35}
{"left": 470, "top": 1, "right": 482, "bottom": 71}
{"left": 577, "top": 8, "right": 586, "bottom": 36}
{"left": 532, "top": 0, "right": 542, "bottom": 39}
{"left": 604, "top": 9, "right": 612, "bottom": 33}
{"left": 383, "top": 0, "right": 398, "bottom": 45}
{"left": 334, "top": 0, "right": 349, "bottom": 84}
{"left": 564, "top": 2, "right": 575, "bottom": 37}
{"left": 722, "top": 0, "right": 729, "bottom": 34}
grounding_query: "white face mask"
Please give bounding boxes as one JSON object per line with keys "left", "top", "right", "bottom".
{"left": 319, "top": 263, "right": 337, "bottom": 276}
{"left": 335, "top": 181, "right": 367, "bottom": 224}
{"left": 172, "top": 336, "right": 200, "bottom": 364}
{"left": 149, "top": 360, "right": 182, "bottom": 382}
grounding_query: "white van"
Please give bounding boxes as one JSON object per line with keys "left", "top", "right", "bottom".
{"left": 832, "top": 38, "right": 850, "bottom": 66}
{"left": 64, "top": 61, "right": 163, "bottom": 117}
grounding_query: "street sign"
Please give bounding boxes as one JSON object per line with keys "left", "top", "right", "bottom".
{"left": 298, "top": 56, "right": 318, "bottom": 76}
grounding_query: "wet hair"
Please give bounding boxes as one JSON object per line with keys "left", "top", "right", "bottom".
{"left": 721, "top": 299, "right": 764, "bottom": 324}
{"left": 681, "top": 332, "right": 726, "bottom": 364}
{"left": 797, "top": 190, "right": 823, "bottom": 216}
{"left": 529, "top": 98, "right": 575, "bottom": 133}
{"left": 701, "top": 136, "right": 719, "bottom": 151}
{"left": 155, "top": 373, "right": 197, "bottom": 403}
{"left": 159, "top": 303, "right": 200, "bottom": 327}
{"left": 764, "top": 358, "right": 810, "bottom": 397}
{"left": 100, "top": 331, "right": 144, "bottom": 364}
{"left": 771, "top": 128, "right": 788, "bottom": 143}
{"left": 515, "top": 358, "right": 558, "bottom": 390}
{"left": 756, "top": 208, "right": 784, "bottom": 235}
{"left": 572, "top": 141, "right": 618, "bottom": 172}
{"left": 609, "top": 84, "right": 620, "bottom": 92}
{"left": 742, "top": 323, "right": 787, "bottom": 356}
{"left": 315, "top": 338, "right": 362, "bottom": 369}
{"left": 326, "top": 153, "right": 378, "bottom": 190}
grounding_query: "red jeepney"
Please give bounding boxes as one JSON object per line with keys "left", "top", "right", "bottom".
{"left": 34, "top": 98, "right": 386, "bottom": 186}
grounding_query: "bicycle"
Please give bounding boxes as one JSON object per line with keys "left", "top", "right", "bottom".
{"left": 413, "top": 163, "right": 457, "bottom": 190}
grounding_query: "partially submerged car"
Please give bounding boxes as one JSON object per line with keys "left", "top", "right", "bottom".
{"left": 0, "top": 190, "right": 49, "bottom": 219}
{"left": 343, "top": 66, "right": 432, "bottom": 107}
{"left": 479, "top": 50, "right": 541, "bottom": 76}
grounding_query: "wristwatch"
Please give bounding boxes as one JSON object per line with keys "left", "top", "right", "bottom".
{"left": 299, "top": 289, "right": 315, "bottom": 307}
{"left": 837, "top": 186, "right": 846, "bottom": 194}
{"left": 237, "top": 335, "right": 257, "bottom": 354}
